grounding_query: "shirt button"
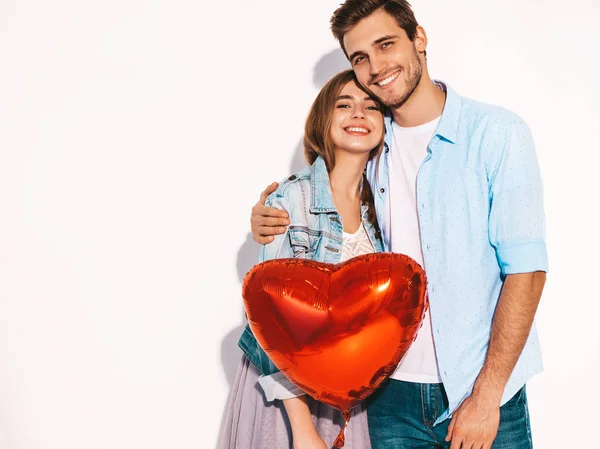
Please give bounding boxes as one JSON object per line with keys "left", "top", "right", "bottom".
{"left": 380, "top": 188, "right": 385, "bottom": 194}
{"left": 288, "top": 175, "right": 296, "bottom": 181}
{"left": 385, "top": 148, "right": 389, "bottom": 153}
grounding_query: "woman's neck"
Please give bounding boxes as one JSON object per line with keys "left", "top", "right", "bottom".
{"left": 328, "top": 152, "right": 368, "bottom": 201}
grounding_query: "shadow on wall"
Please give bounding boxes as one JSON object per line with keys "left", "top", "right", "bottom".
{"left": 216, "top": 233, "right": 255, "bottom": 448}
{"left": 221, "top": 232, "right": 257, "bottom": 389}
{"left": 313, "top": 48, "right": 351, "bottom": 89}
{"left": 220, "top": 47, "right": 350, "bottom": 386}
{"left": 288, "top": 48, "right": 351, "bottom": 175}
{"left": 216, "top": 48, "right": 351, "bottom": 448}
{"left": 221, "top": 46, "right": 350, "bottom": 384}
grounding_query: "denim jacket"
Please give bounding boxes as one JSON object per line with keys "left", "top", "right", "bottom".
{"left": 238, "top": 156, "right": 384, "bottom": 375}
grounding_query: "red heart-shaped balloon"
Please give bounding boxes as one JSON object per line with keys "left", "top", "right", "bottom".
{"left": 242, "top": 252, "right": 427, "bottom": 412}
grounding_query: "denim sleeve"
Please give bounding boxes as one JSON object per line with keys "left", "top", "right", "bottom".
{"left": 238, "top": 324, "right": 280, "bottom": 375}
{"left": 238, "top": 193, "right": 294, "bottom": 376}
{"left": 487, "top": 121, "right": 549, "bottom": 275}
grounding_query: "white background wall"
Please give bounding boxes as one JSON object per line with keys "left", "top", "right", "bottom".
{"left": 0, "top": 1, "right": 598, "bottom": 448}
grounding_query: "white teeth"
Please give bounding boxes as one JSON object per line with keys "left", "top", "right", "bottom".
{"left": 378, "top": 71, "right": 399, "bottom": 86}
{"left": 345, "top": 127, "right": 369, "bottom": 133}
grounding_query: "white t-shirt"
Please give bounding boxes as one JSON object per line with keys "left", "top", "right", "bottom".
{"left": 388, "top": 117, "right": 443, "bottom": 384}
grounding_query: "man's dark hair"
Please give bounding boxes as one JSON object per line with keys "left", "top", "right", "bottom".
{"left": 330, "top": 0, "right": 420, "bottom": 58}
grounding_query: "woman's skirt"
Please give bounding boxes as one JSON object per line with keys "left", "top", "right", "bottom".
{"left": 218, "top": 356, "right": 372, "bottom": 449}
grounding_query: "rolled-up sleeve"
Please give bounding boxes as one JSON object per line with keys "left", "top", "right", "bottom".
{"left": 487, "top": 121, "right": 548, "bottom": 275}
{"left": 258, "top": 372, "right": 306, "bottom": 402}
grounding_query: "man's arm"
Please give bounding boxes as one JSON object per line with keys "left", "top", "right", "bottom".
{"left": 251, "top": 183, "right": 290, "bottom": 244}
{"left": 446, "top": 271, "right": 546, "bottom": 449}
{"left": 447, "top": 119, "right": 548, "bottom": 449}
{"left": 473, "top": 272, "right": 546, "bottom": 401}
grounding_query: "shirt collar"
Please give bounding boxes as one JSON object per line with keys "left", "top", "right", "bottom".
{"left": 433, "top": 81, "right": 461, "bottom": 144}
{"left": 384, "top": 80, "right": 462, "bottom": 146}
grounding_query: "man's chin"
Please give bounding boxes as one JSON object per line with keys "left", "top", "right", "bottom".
{"left": 381, "top": 90, "right": 413, "bottom": 109}
{"left": 374, "top": 88, "right": 403, "bottom": 107}
{"left": 382, "top": 97, "right": 405, "bottom": 109}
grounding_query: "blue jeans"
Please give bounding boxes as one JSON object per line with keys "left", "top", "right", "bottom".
{"left": 367, "top": 380, "right": 533, "bottom": 449}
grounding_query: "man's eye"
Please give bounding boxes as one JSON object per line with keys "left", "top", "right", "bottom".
{"left": 381, "top": 42, "right": 392, "bottom": 50}
{"left": 354, "top": 56, "right": 365, "bottom": 65}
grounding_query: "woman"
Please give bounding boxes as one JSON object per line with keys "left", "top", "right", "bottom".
{"left": 219, "top": 70, "right": 384, "bottom": 449}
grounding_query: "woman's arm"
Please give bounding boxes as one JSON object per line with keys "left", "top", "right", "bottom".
{"left": 257, "top": 192, "right": 326, "bottom": 448}
{"left": 283, "top": 397, "right": 328, "bottom": 449}
{"left": 239, "top": 194, "right": 293, "bottom": 377}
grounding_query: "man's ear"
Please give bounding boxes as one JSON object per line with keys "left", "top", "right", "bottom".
{"left": 414, "top": 26, "right": 428, "bottom": 55}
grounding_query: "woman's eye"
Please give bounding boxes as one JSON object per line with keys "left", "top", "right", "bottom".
{"left": 336, "top": 104, "right": 351, "bottom": 109}
{"left": 367, "top": 106, "right": 381, "bottom": 111}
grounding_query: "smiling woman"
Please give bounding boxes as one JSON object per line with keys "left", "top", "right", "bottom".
{"left": 218, "top": 70, "right": 385, "bottom": 449}
{"left": 303, "top": 70, "right": 384, "bottom": 233}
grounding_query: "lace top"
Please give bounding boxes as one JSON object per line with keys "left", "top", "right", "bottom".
{"left": 341, "top": 224, "right": 375, "bottom": 262}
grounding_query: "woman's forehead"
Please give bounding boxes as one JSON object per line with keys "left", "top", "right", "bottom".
{"left": 339, "top": 81, "right": 377, "bottom": 101}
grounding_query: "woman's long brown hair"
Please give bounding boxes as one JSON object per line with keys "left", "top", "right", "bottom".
{"left": 303, "top": 70, "right": 384, "bottom": 237}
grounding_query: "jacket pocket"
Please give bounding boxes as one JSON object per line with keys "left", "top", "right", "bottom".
{"left": 288, "top": 228, "right": 314, "bottom": 258}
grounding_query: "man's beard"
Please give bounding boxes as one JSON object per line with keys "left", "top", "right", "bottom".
{"left": 382, "top": 52, "right": 423, "bottom": 110}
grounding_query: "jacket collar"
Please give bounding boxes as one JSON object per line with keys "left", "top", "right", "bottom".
{"left": 310, "top": 156, "right": 337, "bottom": 213}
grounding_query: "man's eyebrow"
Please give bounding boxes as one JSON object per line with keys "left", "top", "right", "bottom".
{"left": 348, "top": 49, "right": 365, "bottom": 63}
{"left": 348, "top": 34, "right": 398, "bottom": 62}
{"left": 373, "top": 34, "right": 397, "bottom": 45}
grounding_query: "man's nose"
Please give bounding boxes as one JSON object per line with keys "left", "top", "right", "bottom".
{"left": 369, "top": 54, "right": 386, "bottom": 79}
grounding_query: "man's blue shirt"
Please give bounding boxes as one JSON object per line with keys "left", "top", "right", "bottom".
{"left": 366, "top": 82, "right": 548, "bottom": 423}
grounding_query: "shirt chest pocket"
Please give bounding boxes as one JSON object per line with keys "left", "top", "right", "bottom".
{"left": 288, "top": 228, "right": 320, "bottom": 259}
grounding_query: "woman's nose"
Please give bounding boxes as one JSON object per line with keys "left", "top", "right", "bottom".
{"left": 351, "top": 106, "right": 366, "bottom": 119}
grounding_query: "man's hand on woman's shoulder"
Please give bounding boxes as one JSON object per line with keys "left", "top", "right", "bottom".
{"left": 251, "top": 182, "right": 290, "bottom": 244}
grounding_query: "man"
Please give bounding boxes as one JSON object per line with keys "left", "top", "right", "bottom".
{"left": 251, "top": 1, "right": 547, "bottom": 448}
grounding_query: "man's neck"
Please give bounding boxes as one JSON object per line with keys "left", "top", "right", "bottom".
{"left": 391, "top": 77, "right": 446, "bottom": 127}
